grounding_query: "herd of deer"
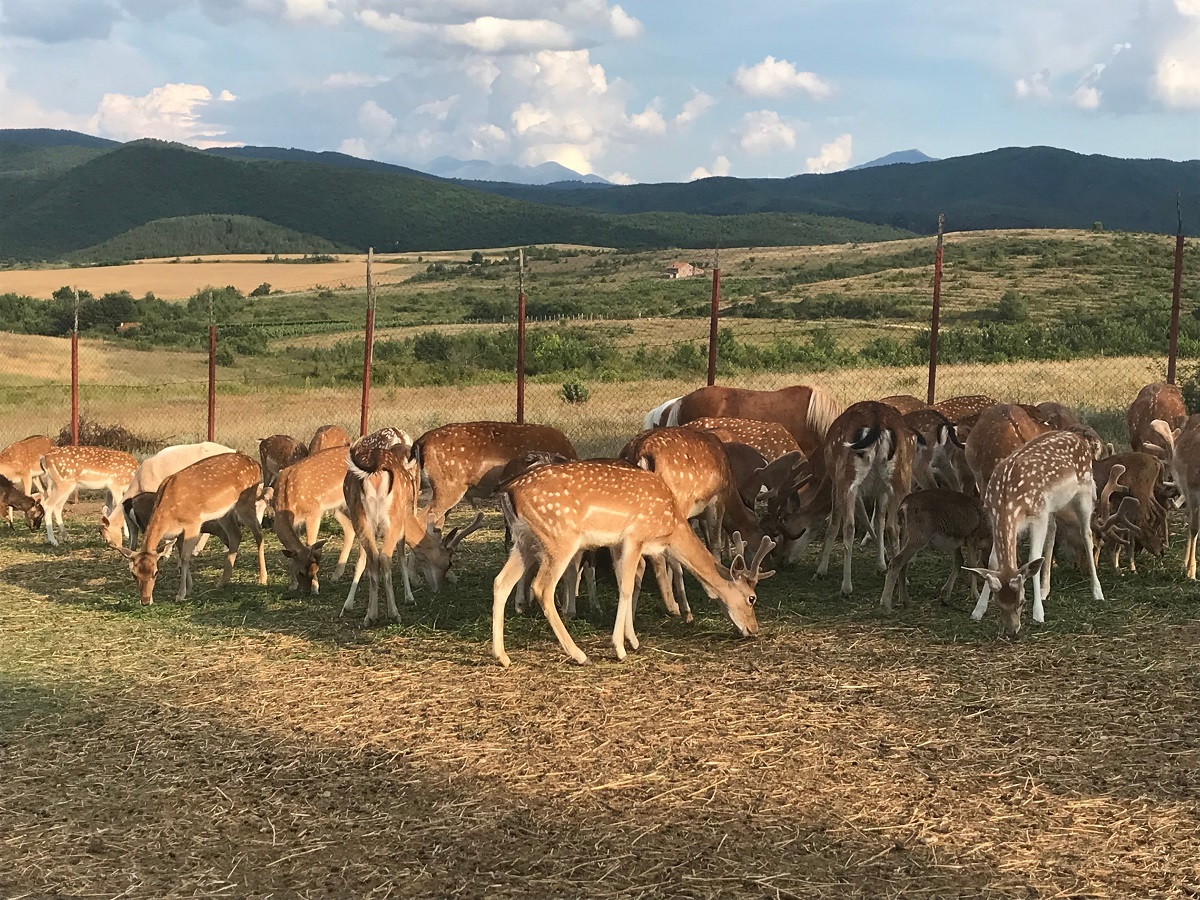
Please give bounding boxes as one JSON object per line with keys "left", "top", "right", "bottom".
{"left": 0, "top": 379, "right": 1194, "bottom": 665}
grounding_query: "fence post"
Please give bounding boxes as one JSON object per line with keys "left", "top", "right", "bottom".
{"left": 207, "top": 291, "right": 216, "bottom": 441}
{"left": 1167, "top": 199, "right": 1184, "bottom": 385}
{"left": 360, "top": 247, "right": 376, "bottom": 436}
{"left": 71, "top": 288, "right": 79, "bottom": 446}
{"left": 517, "top": 248, "right": 526, "bottom": 424}
{"left": 707, "top": 249, "right": 721, "bottom": 386}
{"left": 926, "top": 213, "right": 945, "bottom": 406}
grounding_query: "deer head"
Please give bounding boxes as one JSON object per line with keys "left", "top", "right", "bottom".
{"left": 281, "top": 539, "right": 328, "bottom": 594}
{"left": 963, "top": 558, "right": 1044, "bottom": 635}
{"left": 415, "top": 511, "right": 486, "bottom": 590}
{"left": 710, "top": 532, "right": 776, "bottom": 635}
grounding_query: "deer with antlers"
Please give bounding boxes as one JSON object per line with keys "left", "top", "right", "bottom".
{"left": 492, "top": 460, "right": 775, "bottom": 667}
{"left": 0, "top": 435, "right": 54, "bottom": 522}
{"left": 1144, "top": 416, "right": 1200, "bottom": 578}
{"left": 1128, "top": 382, "right": 1186, "bottom": 457}
{"left": 117, "top": 453, "right": 267, "bottom": 604}
{"left": 38, "top": 446, "right": 138, "bottom": 545}
{"left": 965, "top": 429, "right": 1106, "bottom": 634}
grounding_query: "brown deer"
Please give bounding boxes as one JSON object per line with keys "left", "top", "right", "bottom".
{"left": 933, "top": 395, "right": 999, "bottom": 422}
{"left": 682, "top": 416, "right": 802, "bottom": 462}
{"left": 271, "top": 447, "right": 358, "bottom": 594}
{"left": 1036, "top": 401, "right": 1083, "bottom": 430}
{"left": 1, "top": 474, "right": 44, "bottom": 532}
{"left": 259, "top": 434, "right": 308, "bottom": 489}
{"left": 492, "top": 460, "right": 775, "bottom": 667}
{"left": 879, "top": 488, "right": 991, "bottom": 612}
{"left": 117, "top": 453, "right": 268, "bottom": 604}
{"left": 674, "top": 384, "right": 841, "bottom": 457}
{"left": 356, "top": 426, "right": 413, "bottom": 453}
{"left": 904, "top": 407, "right": 967, "bottom": 491}
{"left": 411, "top": 421, "right": 577, "bottom": 527}
{"left": 1092, "top": 453, "right": 1168, "bottom": 570}
{"left": 966, "top": 430, "right": 1106, "bottom": 634}
{"left": 880, "top": 394, "right": 926, "bottom": 414}
{"left": 309, "top": 424, "right": 352, "bottom": 454}
{"left": 0, "top": 435, "right": 54, "bottom": 521}
{"left": 1145, "top": 416, "right": 1200, "bottom": 578}
{"left": 1128, "top": 383, "right": 1186, "bottom": 456}
{"left": 815, "top": 401, "right": 917, "bottom": 594}
{"left": 964, "top": 404, "right": 1053, "bottom": 496}
{"left": 38, "top": 446, "right": 138, "bottom": 545}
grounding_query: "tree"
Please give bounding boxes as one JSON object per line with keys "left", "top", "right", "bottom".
{"left": 470, "top": 251, "right": 484, "bottom": 265}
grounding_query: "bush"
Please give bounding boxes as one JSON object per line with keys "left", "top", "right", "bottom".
{"left": 995, "top": 290, "right": 1031, "bottom": 322}
{"left": 215, "top": 347, "right": 236, "bottom": 367}
{"left": 560, "top": 380, "right": 590, "bottom": 404}
{"left": 56, "top": 416, "right": 167, "bottom": 455}
{"left": 250, "top": 282, "right": 271, "bottom": 297}
{"left": 1181, "top": 367, "right": 1200, "bottom": 415}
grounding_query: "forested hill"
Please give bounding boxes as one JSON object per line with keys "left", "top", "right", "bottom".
{"left": 0, "top": 140, "right": 912, "bottom": 260}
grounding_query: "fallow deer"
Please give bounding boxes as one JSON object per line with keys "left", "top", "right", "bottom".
{"left": 1036, "top": 401, "right": 1083, "bottom": 430}
{"left": 1128, "top": 382, "right": 1186, "bottom": 456}
{"left": 259, "top": 434, "right": 308, "bottom": 489}
{"left": 271, "top": 447, "right": 357, "bottom": 593}
{"left": 1145, "top": 416, "right": 1200, "bottom": 578}
{"left": 815, "top": 401, "right": 917, "bottom": 594}
{"left": 966, "top": 429, "right": 1106, "bottom": 634}
{"left": 357, "top": 426, "right": 413, "bottom": 453}
{"left": 933, "top": 395, "right": 999, "bottom": 423}
{"left": 0, "top": 474, "right": 44, "bottom": 532}
{"left": 880, "top": 394, "right": 926, "bottom": 414}
{"left": 879, "top": 488, "right": 991, "bottom": 612}
{"left": 904, "top": 407, "right": 966, "bottom": 491}
{"left": 100, "top": 441, "right": 236, "bottom": 549}
{"left": 675, "top": 384, "right": 841, "bottom": 457}
{"left": 492, "top": 460, "right": 775, "bottom": 667}
{"left": 1092, "top": 452, "right": 1167, "bottom": 570}
{"left": 117, "top": 453, "right": 267, "bottom": 604}
{"left": 682, "top": 416, "right": 802, "bottom": 463}
{"left": 0, "top": 435, "right": 54, "bottom": 521}
{"left": 309, "top": 424, "right": 352, "bottom": 455}
{"left": 411, "top": 421, "right": 577, "bottom": 527}
{"left": 38, "top": 446, "right": 138, "bottom": 545}
{"left": 964, "top": 403, "right": 1053, "bottom": 496}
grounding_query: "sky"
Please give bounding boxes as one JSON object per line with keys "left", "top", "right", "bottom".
{"left": 0, "top": 0, "right": 1197, "bottom": 183}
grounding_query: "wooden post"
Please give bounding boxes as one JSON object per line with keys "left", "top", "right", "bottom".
{"left": 207, "top": 291, "right": 216, "bottom": 441}
{"left": 71, "top": 288, "right": 79, "bottom": 446}
{"left": 707, "top": 249, "right": 721, "bottom": 386}
{"left": 360, "top": 248, "right": 376, "bottom": 436}
{"left": 517, "top": 248, "right": 526, "bottom": 424}
{"left": 926, "top": 213, "right": 945, "bottom": 406}
{"left": 1167, "top": 199, "right": 1184, "bottom": 385}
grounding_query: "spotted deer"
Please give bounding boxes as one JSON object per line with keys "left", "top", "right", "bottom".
{"left": 1128, "top": 382, "right": 1186, "bottom": 457}
{"left": 309, "top": 424, "right": 352, "bottom": 455}
{"left": 271, "top": 447, "right": 358, "bottom": 594}
{"left": 38, "top": 446, "right": 138, "bottom": 545}
{"left": 259, "top": 434, "right": 308, "bottom": 489}
{"left": 682, "top": 416, "right": 802, "bottom": 463}
{"left": 964, "top": 403, "right": 1054, "bottom": 496}
{"left": 117, "top": 453, "right": 267, "bottom": 604}
{"left": 879, "top": 394, "right": 926, "bottom": 414}
{"left": 411, "top": 421, "right": 577, "bottom": 527}
{"left": 966, "top": 429, "right": 1106, "bottom": 634}
{"left": 0, "top": 435, "right": 54, "bottom": 522}
{"left": 1145, "top": 416, "right": 1200, "bottom": 578}
{"left": 492, "top": 460, "right": 775, "bottom": 667}
{"left": 904, "top": 407, "right": 967, "bottom": 491}
{"left": 1, "top": 474, "right": 44, "bottom": 532}
{"left": 933, "top": 395, "right": 999, "bottom": 423}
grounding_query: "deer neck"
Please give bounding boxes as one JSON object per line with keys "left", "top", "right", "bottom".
{"left": 666, "top": 519, "right": 732, "bottom": 595}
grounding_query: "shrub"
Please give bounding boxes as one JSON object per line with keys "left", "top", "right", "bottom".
{"left": 560, "top": 380, "right": 590, "bottom": 404}
{"left": 250, "top": 282, "right": 271, "bottom": 297}
{"left": 56, "top": 416, "right": 167, "bottom": 455}
{"left": 995, "top": 290, "right": 1031, "bottom": 322}
{"left": 215, "top": 347, "right": 236, "bottom": 367}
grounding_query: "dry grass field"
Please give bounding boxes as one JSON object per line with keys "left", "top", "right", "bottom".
{"left": 1, "top": 496, "right": 1198, "bottom": 899}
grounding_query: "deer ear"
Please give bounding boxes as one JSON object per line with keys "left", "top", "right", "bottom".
{"left": 962, "top": 566, "right": 1002, "bottom": 592}
{"left": 280, "top": 547, "right": 295, "bottom": 559}
{"left": 1018, "top": 557, "right": 1044, "bottom": 579}
{"left": 311, "top": 539, "right": 328, "bottom": 553}
{"left": 116, "top": 545, "right": 134, "bottom": 559}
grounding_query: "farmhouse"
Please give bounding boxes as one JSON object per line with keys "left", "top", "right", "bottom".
{"left": 663, "top": 261, "right": 700, "bottom": 279}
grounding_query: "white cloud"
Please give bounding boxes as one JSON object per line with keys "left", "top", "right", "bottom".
{"left": 89, "top": 82, "right": 238, "bottom": 147}
{"left": 357, "top": 99, "right": 397, "bottom": 137}
{"left": 674, "top": 90, "right": 715, "bottom": 126}
{"left": 737, "top": 110, "right": 796, "bottom": 155}
{"left": 688, "top": 155, "right": 731, "bottom": 180}
{"left": 282, "top": 0, "right": 342, "bottom": 24}
{"left": 415, "top": 95, "right": 460, "bottom": 121}
{"left": 1070, "top": 84, "right": 1102, "bottom": 109}
{"left": 732, "top": 55, "right": 834, "bottom": 100}
{"left": 360, "top": 10, "right": 577, "bottom": 54}
{"left": 323, "top": 71, "right": 388, "bottom": 89}
{"left": 1156, "top": 50, "right": 1200, "bottom": 108}
{"left": 218, "top": 89, "right": 237, "bottom": 102}
{"left": 806, "top": 133, "right": 852, "bottom": 173}
{"left": 608, "top": 4, "right": 642, "bottom": 39}
{"left": 1015, "top": 69, "right": 1052, "bottom": 100}
{"left": 628, "top": 101, "right": 666, "bottom": 136}
{"left": 607, "top": 170, "right": 635, "bottom": 184}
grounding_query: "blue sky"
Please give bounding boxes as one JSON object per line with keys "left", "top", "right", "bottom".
{"left": 1, "top": 0, "right": 1197, "bottom": 183}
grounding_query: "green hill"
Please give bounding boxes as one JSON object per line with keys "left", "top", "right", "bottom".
{"left": 0, "top": 140, "right": 912, "bottom": 260}
{"left": 69, "top": 214, "right": 350, "bottom": 261}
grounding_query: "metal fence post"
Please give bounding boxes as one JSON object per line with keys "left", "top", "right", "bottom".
{"left": 360, "top": 247, "right": 376, "bottom": 436}
{"left": 517, "top": 248, "right": 526, "bottom": 424}
{"left": 71, "top": 288, "right": 79, "bottom": 446}
{"left": 926, "top": 213, "right": 945, "bottom": 406}
{"left": 707, "top": 249, "right": 721, "bottom": 386}
{"left": 1167, "top": 198, "right": 1184, "bottom": 385}
{"left": 207, "top": 291, "right": 216, "bottom": 441}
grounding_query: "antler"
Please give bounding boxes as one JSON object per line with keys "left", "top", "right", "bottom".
{"left": 445, "top": 511, "right": 486, "bottom": 549}
{"left": 748, "top": 535, "right": 777, "bottom": 580}
{"left": 1098, "top": 463, "right": 1126, "bottom": 519}
{"left": 728, "top": 531, "right": 748, "bottom": 562}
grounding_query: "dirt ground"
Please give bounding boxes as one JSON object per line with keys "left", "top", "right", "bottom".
{"left": 1, "top": 503, "right": 1198, "bottom": 899}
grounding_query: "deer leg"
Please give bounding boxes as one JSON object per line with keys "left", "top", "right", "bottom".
{"left": 331, "top": 508, "right": 355, "bottom": 581}
{"left": 342, "top": 547, "right": 369, "bottom": 616}
{"left": 1025, "top": 518, "right": 1051, "bottom": 625}
{"left": 492, "top": 545, "right": 531, "bottom": 667}
{"left": 648, "top": 553, "right": 681, "bottom": 617}
{"left": 584, "top": 552, "right": 599, "bottom": 615}
{"left": 176, "top": 532, "right": 202, "bottom": 602}
{"left": 840, "top": 485, "right": 858, "bottom": 595}
{"left": 941, "top": 547, "right": 964, "bottom": 603}
{"left": 1040, "top": 515, "right": 1057, "bottom": 602}
{"left": 1073, "top": 494, "right": 1103, "bottom": 602}
{"left": 43, "top": 486, "right": 66, "bottom": 545}
{"left": 671, "top": 558, "right": 692, "bottom": 622}
{"left": 816, "top": 503, "right": 841, "bottom": 578}
{"left": 880, "top": 537, "right": 923, "bottom": 612}
{"left": 378, "top": 534, "right": 401, "bottom": 624}
{"left": 532, "top": 550, "right": 588, "bottom": 666}
{"left": 971, "top": 546, "right": 999, "bottom": 621}
{"left": 559, "top": 551, "right": 582, "bottom": 619}
{"left": 1187, "top": 505, "right": 1199, "bottom": 580}
{"left": 611, "top": 544, "right": 644, "bottom": 660}
{"left": 217, "top": 515, "right": 242, "bottom": 587}
{"left": 398, "top": 542, "right": 416, "bottom": 606}
{"left": 874, "top": 492, "right": 893, "bottom": 574}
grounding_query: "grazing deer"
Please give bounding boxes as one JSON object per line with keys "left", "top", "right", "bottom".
{"left": 879, "top": 489, "right": 992, "bottom": 612}
{"left": 964, "top": 404, "right": 1053, "bottom": 496}
{"left": 411, "top": 421, "right": 577, "bottom": 527}
{"left": 880, "top": 394, "right": 926, "bottom": 414}
{"left": 357, "top": 426, "right": 413, "bottom": 453}
{"left": 309, "top": 424, "right": 352, "bottom": 455}
{"left": 1092, "top": 453, "right": 1167, "bottom": 570}
{"left": 1036, "top": 401, "right": 1083, "bottom": 430}
{"left": 675, "top": 384, "right": 841, "bottom": 458}
{"left": 1128, "top": 383, "right": 1186, "bottom": 457}
{"left": 259, "top": 434, "right": 308, "bottom": 489}
{"left": 966, "top": 430, "right": 1106, "bottom": 634}
{"left": 682, "top": 416, "right": 802, "bottom": 463}
{"left": 117, "top": 453, "right": 267, "bottom": 604}
{"left": 816, "top": 401, "right": 917, "bottom": 594}
{"left": 1145, "top": 416, "right": 1200, "bottom": 578}
{"left": 271, "top": 447, "right": 358, "bottom": 593}
{"left": 904, "top": 407, "right": 967, "bottom": 491}
{"left": 492, "top": 460, "right": 775, "bottom": 667}
{"left": 933, "top": 395, "right": 999, "bottom": 423}
{"left": 1, "top": 474, "right": 44, "bottom": 532}
{"left": 0, "top": 435, "right": 54, "bottom": 522}
{"left": 100, "top": 441, "right": 236, "bottom": 549}
{"left": 38, "top": 446, "right": 138, "bottom": 545}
